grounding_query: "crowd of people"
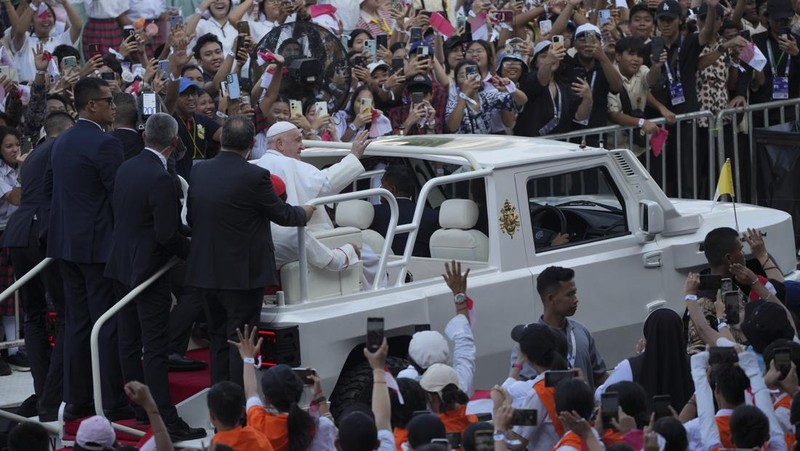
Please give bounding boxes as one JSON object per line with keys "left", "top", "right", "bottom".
{"left": 0, "top": 0, "right": 798, "bottom": 449}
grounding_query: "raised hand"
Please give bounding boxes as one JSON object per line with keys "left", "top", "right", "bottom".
{"left": 227, "top": 324, "right": 263, "bottom": 359}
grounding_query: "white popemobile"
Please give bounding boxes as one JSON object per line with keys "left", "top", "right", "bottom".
{"left": 254, "top": 134, "right": 798, "bottom": 415}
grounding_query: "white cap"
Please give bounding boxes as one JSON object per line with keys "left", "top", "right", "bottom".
{"left": 408, "top": 330, "right": 449, "bottom": 369}
{"left": 75, "top": 416, "right": 116, "bottom": 450}
{"left": 533, "top": 40, "right": 552, "bottom": 58}
{"left": 420, "top": 363, "right": 462, "bottom": 395}
{"left": 367, "top": 60, "right": 391, "bottom": 74}
{"left": 266, "top": 121, "right": 299, "bottom": 138}
{"left": 575, "top": 23, "right": 602, "bottom": 37}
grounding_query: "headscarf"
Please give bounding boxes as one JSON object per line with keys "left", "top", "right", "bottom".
{"left": 628, "top": 308, "right": 694, "bottom": 411}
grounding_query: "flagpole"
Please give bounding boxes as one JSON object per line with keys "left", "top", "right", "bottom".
{"left": 733, "top": 197, "right": 739, "bottom": 231}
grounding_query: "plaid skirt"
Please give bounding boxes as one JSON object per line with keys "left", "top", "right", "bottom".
{"left": 0, "top": 246, "right": 18, "bottom": 316}
{"left": 82, "top": 18, "right": 123, "bottom": 59}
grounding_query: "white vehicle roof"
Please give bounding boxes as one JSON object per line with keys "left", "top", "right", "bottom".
{"left": 303, "top": 134, "right": 606, "bottom": 169}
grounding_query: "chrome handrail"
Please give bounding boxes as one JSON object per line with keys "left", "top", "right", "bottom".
{"left": 89, "top": 256, "right": 181, "bottom": 437}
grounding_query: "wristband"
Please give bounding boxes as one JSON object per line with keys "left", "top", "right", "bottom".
{"left": 243, "top": 357, "right": 255, "bottom": 364}
{"left": 227, "top": 50, "right": 236, "bottom": 59}
{"left": 717, "top": 321, "right": 729, "bottom": 329}
{"left": 751, "top": 279, "right": 759, "bottom": 286}
{"left": 216, "top": 111, "right": 228, "bottom": 119}
{"left": 684, "top": 294, "right": 698, "bottom": 302}
{"left": 29, "top": 3, "right": 36, "bottom": 12}
{"left": 638, "top": 118, "right": 645, "bottom": 128}
{"left": 504, "top": 81, "right": 517, "bottom": 94}
{"left": 195, "top": 7, "right": 203, "bottom": 14}
{"left": 35, "top": 70, "right": 46, "bottom": 76}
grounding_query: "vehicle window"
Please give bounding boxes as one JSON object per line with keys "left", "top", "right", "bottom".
{"left": 527, "top": 166, "right": 629, "bottom": 252}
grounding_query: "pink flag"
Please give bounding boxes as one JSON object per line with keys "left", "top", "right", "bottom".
{"left": 430, "top": 12, "right": 455, "bottom": 38}
{"left": 739, "top": 42, "right": 767, "bottom": 72}
{"left": 650, "top": 127, "right": 669, "bottom": 158}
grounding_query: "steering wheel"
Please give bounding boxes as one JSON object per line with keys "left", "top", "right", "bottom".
{"left": 531, "top": 205, "right": 567, "bottom": 246}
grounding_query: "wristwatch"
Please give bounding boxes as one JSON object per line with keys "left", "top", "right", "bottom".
{"left": 454, "top": 293, "right": 467, "bottom": 304}
{"left": 493, "top": 431, "right": 506, "bottom": 442}
{"left": 349, "top": 122, "right": 358, "bottom": 132}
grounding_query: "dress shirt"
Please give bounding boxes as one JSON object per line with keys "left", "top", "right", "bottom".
{"left": 145, "top": 147, "right": 167, "bottom": 169}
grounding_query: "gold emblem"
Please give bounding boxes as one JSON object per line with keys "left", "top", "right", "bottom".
{"left": 498, "top": 199, "right": 520, "bottom": 239}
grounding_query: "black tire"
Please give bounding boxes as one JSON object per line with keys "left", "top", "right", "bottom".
{"left": 329, "top": 356, "right": 408, "bottom": 421}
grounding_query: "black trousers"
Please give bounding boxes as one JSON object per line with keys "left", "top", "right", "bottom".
{"left": 7, "top": 222, "right": 65, "bottom": 411}
{"left": 116, "top": 277, "right": 178, "bottom": 423}
{"left": 167, "top": 262, "right": 204, "bottom": 355}
{"left": 197, "top": 287, "right": 262, "bottom": 388}
{"left": 60, "top": 260, "right": 125, "bottom": 408}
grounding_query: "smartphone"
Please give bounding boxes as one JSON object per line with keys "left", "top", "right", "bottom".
{"left": 465, "top": 65, "right": 479, "bottom": 81}
{"left": 709, "top": 346, "right": 739, "bottom": 365}
{"left": 158, "top": 59, "right": 170, "bottom": 74}
{"left": 779, "top": 27, "right": 791, "bottom": 40}
{"left": 123, "top": 25, "right": 136, "bottom": 40}
{"left": 584, "top": 31, "right": 596, "bottom": 45}
{"left": 410, "top": 27, "right": 423, "bottom": 43}
{"left": 341, "top": 34, "right": 350, "bottom": 49}
{"left": 315, "top": 101, "right": 328, "bottom": 116}
{"left": 289, "top": 99, "right": 303, "bottom": 117}
{"left": 20, "top": 136, "right": 32, "bottom": 156}
{"left": 598, "top": 9, "right": 612, "bottom": 26}
{"left": 699, "top": 274, "right": 722, "bottom": 291}
{"left": 651, "top": 36, "right": 665, "bottom": 62}
{"left": 552, "top": 35, "right": 564, "bottom": 50}
{"left": 220, "top": 81, "right": 229, "bottom": 98}
{"left": 721, "top": 277, "right": 733, "bottom": 292}
{"left": 775, "top": 348, "right": 792, "bottom": 378}
{"left": 391, "top": 57, "right": 404, "bottom": 73}
{"left": 0, "top": 65, "right": 9, "bottom": 78}
{"left": 512, "top": 409, "right": 538, "bottom": 426}
{"left": 652, "top": 395, "right": 672, "bottom": 420}
{"left": 237, "top": 20, "right": 250, "bottom": 50}
{"left": 539, "top": 19, "right": 552, "bottom": 36}
{"left": 473, "top": 430, "right": 494, "bottom": 451}
{"left": 142, "top": 91, "right": 157, "bottom": 117}
{"left": 376, "top": 34, "right": 388, "bottom": 50}
{"left": 88, "top": 43, "right": 101, "bottom": 56}
{"left": 366, "top": 317, "right": 384, "bottom": 352}
{"left": 600, "top": 392, "right": 619, "bottom": 428}
{"left": 723, "top": 290, "right": 740, "bottom": 324}
{"left": 411, "top": 91, "right": 424, "bottom": 105}
{"left": 360, "top": 97, "right": 373, "bottom": 115}
{"left": 169, "top": 15, "right": 183, "bottom": 29}
{"left": 416, "top": 45, "right": 431, "bottom": 58}
{"left": 490, "top": 10, "right": 514, "bottom": 23}
{"left": 226, "top": 74, "right": 241, "bottom": 99}
{"left": 544, "top": 369, "right": 575, "bottom": 387}
{"left": 292, "top": 367, "right": 316, "bottom": 385}
{"left": 352, "top": 56, "right": 367, "bottom": 68}
{"left": 446, "top": 432, "right": 462, "bottom": 449}
{"left": 100, "top": 72, "right": 115, "bottom": 80}
{"left": 62, "top": 56, "right": 77, "bottom": 70}
{"left": 365, "top": 39, "right": 377, "bottom": 61}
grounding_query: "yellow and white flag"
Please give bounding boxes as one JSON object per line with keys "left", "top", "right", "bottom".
{"left": 713, "top": 159, "right": 735, "bottom": 202}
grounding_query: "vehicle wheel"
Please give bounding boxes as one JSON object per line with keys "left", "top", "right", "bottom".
{"left": 329, "top": 356, "right": 408, "bottom": 420}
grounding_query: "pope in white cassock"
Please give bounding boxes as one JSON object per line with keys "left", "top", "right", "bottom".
{"left": 255, "top": 122, "right": 384, "bottom": 285}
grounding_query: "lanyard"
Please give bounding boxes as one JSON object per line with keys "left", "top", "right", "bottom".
{"left": 370, "top": 16, "right": 391, "bottom": 34}
{"left": 662, "top": 38, "right": 683, "bottom": 84}
{"left": 588, "top": 70, "right": 597, "bottom": 91}
{"left": 184, "top": 117, "right": 203, "bottom": 160}
{"left": 549, "top": 82, "right": 562, "bottom": 120}
{"left": 767, "top": 41, "right": 790, "bottom": 78}
{"left": 566, "top": 328, "right": 577, "bottom": 368}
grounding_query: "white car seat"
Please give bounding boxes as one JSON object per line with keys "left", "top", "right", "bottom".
{"left": 429, "top": 199, "right": 489, "bottom": 262}
{"left": 335, "top": 199, "right": 394, "bottom": 256}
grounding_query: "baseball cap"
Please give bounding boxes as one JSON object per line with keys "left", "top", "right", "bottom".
{"left": 270, "top": 174, "right": 286, "bottom": 197}
{"left": 741, "top": 300, "right": 795, "bottom": 354}
{"left": 75, "top": 416, "right": 116, "bottom": 451}
{"left": 408, "top": 330, "right": 449, "bottom": 369}
{"left": 767, "top": 0, "right": 794, "bottom": 19}
{"left": 630, "top": 3, "right": 654, "bottom": 19}
{"left": 407, "top": 74, "right": 433, "bottom": 92}
{"left": 533, "top": 40, "right": 552, "bottom": 59}
{"left": 655, "top": 0, "right": 682, "bottom": 19}
{"left": 367, "top": 60, "right": 391, "bottom": 74}
{"left": 575, "top": 23, "right": 601, "bottom": 38}
{"left": 178, "top": 77, "right": 203, "bottom": 95}
{"left": 419, "top": 363, "right": 462, "bottom": 395}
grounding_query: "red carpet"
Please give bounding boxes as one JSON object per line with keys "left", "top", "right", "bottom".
{"left": 168, "top": 348, "right": 211, "bottom": 404}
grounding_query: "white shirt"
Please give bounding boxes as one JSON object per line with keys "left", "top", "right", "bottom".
{"left": 245, "top": 13, "right": 277, "bottom": 44}
{"left": 512, "top": 373, "right": 560, "bottom": 451}
{"left": 0, "top": 159, "right": 18, "bottom": 229}
{"left": 377, "top": 429, "right": 396, "bottom": 451}
{"left": 84, "top": 0, "right": 130, "bottom": 19}
{"left": 397, "top": 314, "right": 476, "bottom": 395}
{"left": 145, "top": 147, "right": 167, "bottom": 169}
{"left": 195, "top": 18, "right": 237, "bottom": 54}
{"left": 594, "top": 358, "right": 633, "bottom": 402}
{"left": 126, "top": 0, "right": 165, "bottom": 21}
{"left": 12, "top": 30, "right": 76, "bottom": 83}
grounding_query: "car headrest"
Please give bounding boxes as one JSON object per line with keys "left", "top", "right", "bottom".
{"left": 336, "top": 200, "right": 375, "bottom": 230}
{"left": 439, "top": 199, "right": 479, "bottom": 230}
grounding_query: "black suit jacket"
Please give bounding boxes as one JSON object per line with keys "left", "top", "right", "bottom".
{"left": 45, "top": 119, "right": 124, "bottom": 263}
{"left": 185, "top": 151, "right": 308, "bottom": 290}
{"left": 370, "top": 198, "right": 439, "bottom": 257}
{"left": 105, "top": 150, "right": 189, "bottom": 287}
{"left": 3, "top": 138, "right": 55, "bottom": 248}
{"left": 111, "top": 128, "right": 145, "bottom": 161}
{"left": 751, "top": 31, "right": 800, "bottom": 105}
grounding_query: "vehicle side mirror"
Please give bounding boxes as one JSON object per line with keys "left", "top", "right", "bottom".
{"left": 639, "top": 200, "right": 664, "bottom": 238}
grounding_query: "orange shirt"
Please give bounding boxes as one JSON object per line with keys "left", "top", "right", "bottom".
{"left": 533, "top": 379, "right": 565, "bottom": 437}
{"left": 393, "top": 427, "right": 408, "bottom": 451}
{"left": 247, "top": 406, "right": 289, "bottom": 451}
{"left": 774, "top": 394, "right": 796, "bottom": 450}
{"left": 212, "top": 425, "right": 274, "bottom": 451}
{"left": 553, "top": 431, "right": 587, "bottom": 450}
{"left": 601, "top": 429, "right": 625, "bottom": 447}
{"left": 439, "top": 405, "right": 478, "bottom": 434}
{"left": 715, "top": 415, "right": 734, "bottom": 449}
